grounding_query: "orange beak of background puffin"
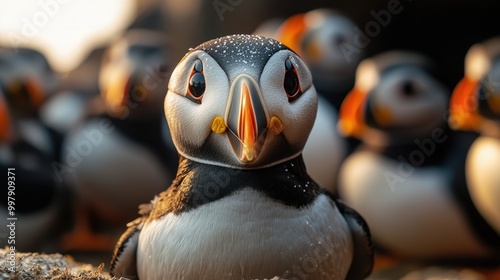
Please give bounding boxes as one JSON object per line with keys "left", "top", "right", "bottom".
{"left": 226, "top": 75, "right": 268, "bottom": 163}
{"left": 338, "top": 87, "right": 367, "bottom": 138}
{"left": 276, "top": 13, "right": 307, "bottom": 54}
{"left": 449, "top": 76, "right": 483, "bottom": 130}
{"left": 104, "top": 67, "right": 133, "bottom": 114}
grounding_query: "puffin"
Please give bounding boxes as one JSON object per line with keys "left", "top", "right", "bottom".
{"left": 337, "top": 51, "right": 500, "bottom": 259}
{"left": 0, "top": 47, "right": 60, "bottom": 158}
{"left": 0, "top": 88, "right": 64, "bottom": 252}
{"left": 110, "top": 34, "right": 373, "bottom": 280}
{"left": 275, "top": 9, "right": 363, "bottom": 192}
{"left": 278, "top": 9, "right": 363, "bottom": 110}
{"left": 59, "top": 29, "right": 177, "bottom": 251}
{"left": 449, "top": 37, "right": 500, "bottom": 235}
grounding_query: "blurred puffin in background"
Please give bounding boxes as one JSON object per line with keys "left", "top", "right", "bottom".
{"left": 0, "top": 47, "right": 60, "bottom": 158}
{"left": 59, "top": 29, "right": 177, "bottom": 251}
{"left": 450, "top": 37, "right": 500, "bottom": 236}
{"left": 338, "top": 51, "right": 500, "bottom": 259}
{"left": 275, "top": 9, "right": 363, "bottom": 192}
{"left": 278, "top": 9, "right": 362, "bottom": 110}
{"left": 0, "top": 89, "right": 64, "bottom": 252}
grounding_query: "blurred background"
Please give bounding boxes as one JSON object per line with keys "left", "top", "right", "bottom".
{"left": 1, "top": 0, "right": 499, "bottom": 278}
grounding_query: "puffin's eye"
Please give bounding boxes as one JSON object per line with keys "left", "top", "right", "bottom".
{"left": 333, "top": 34, "right": 347, "bottom": 46}
{"left": 284, "top": 71, "right": 299, "bottom": 94}
{"left": 401, "top": 80, "right": 417, "bottom": 98}
{"left": 187, "top": 59, "right": 205, "bottom": 104}
{"left": 284, "top": 58, "right": 302, "bottom": 102}
{"left": 189, "top": 73, "right": 205, "bottom": 97}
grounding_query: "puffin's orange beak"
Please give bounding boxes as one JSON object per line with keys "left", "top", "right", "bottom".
{"left": 449, "top": 76, "right": 483, "bottom": 130}
{"left": 226, "top": 75, "right": 268, "bottom": 163}
{"left": 105, "top": 68, "right": 132, "bottom": 113}
{"left": 338, "top": 87, "right": 367, "bottom": 138}
{"left": 0, "top": 98, "right": 11, "bottom": 142}
{"left": 276, "top": 13, "right": 307, "bottom": 54}
{"left": 239, "top": 83, "right": 258, "bottom": 158}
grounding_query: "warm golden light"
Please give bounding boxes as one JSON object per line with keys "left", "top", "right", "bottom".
{"left": 0, "top": 0, "right": 136, "bottom": 73}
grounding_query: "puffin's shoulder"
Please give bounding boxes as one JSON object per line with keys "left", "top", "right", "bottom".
{"left": 332, "top": 195, "right": 374, "bottom": 280}
{"left": 319, "top": 188, "right": 374, "bottom": 279}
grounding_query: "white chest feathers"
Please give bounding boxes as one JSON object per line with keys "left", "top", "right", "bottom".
{"left": 466, "top": 136, "right": 500, "bottom": 234}
{"left": 339, "top": 151, "right": 491, "bottom": 258}
{"left": 137, "top": 189, "right": 353, "bottom": 280}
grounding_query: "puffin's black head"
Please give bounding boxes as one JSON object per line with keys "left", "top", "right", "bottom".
{"left": 339, "top": 51, "right": 448, "bottom": 141}
{"left": 0, "top": 48, "right": 56, "bottom": 118}
{"left": 165, "top": 34, "right": 318, "bottom": 169}
{"left": 99, "top": 29, "right": 171, "bottom": 120}
{"left": 278, "top": 9, "right": 362, "bottom": 92}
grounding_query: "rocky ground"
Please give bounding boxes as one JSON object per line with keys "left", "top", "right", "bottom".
{"left": 0, "top": 248, "right": 498, "bottom": 280}
{"left": 0, "top": 249, "right": 113, "bottom": 280}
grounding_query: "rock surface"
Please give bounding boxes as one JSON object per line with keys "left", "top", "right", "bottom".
{"left": 0, "top": 248, "right": 113, "bottom": 280}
